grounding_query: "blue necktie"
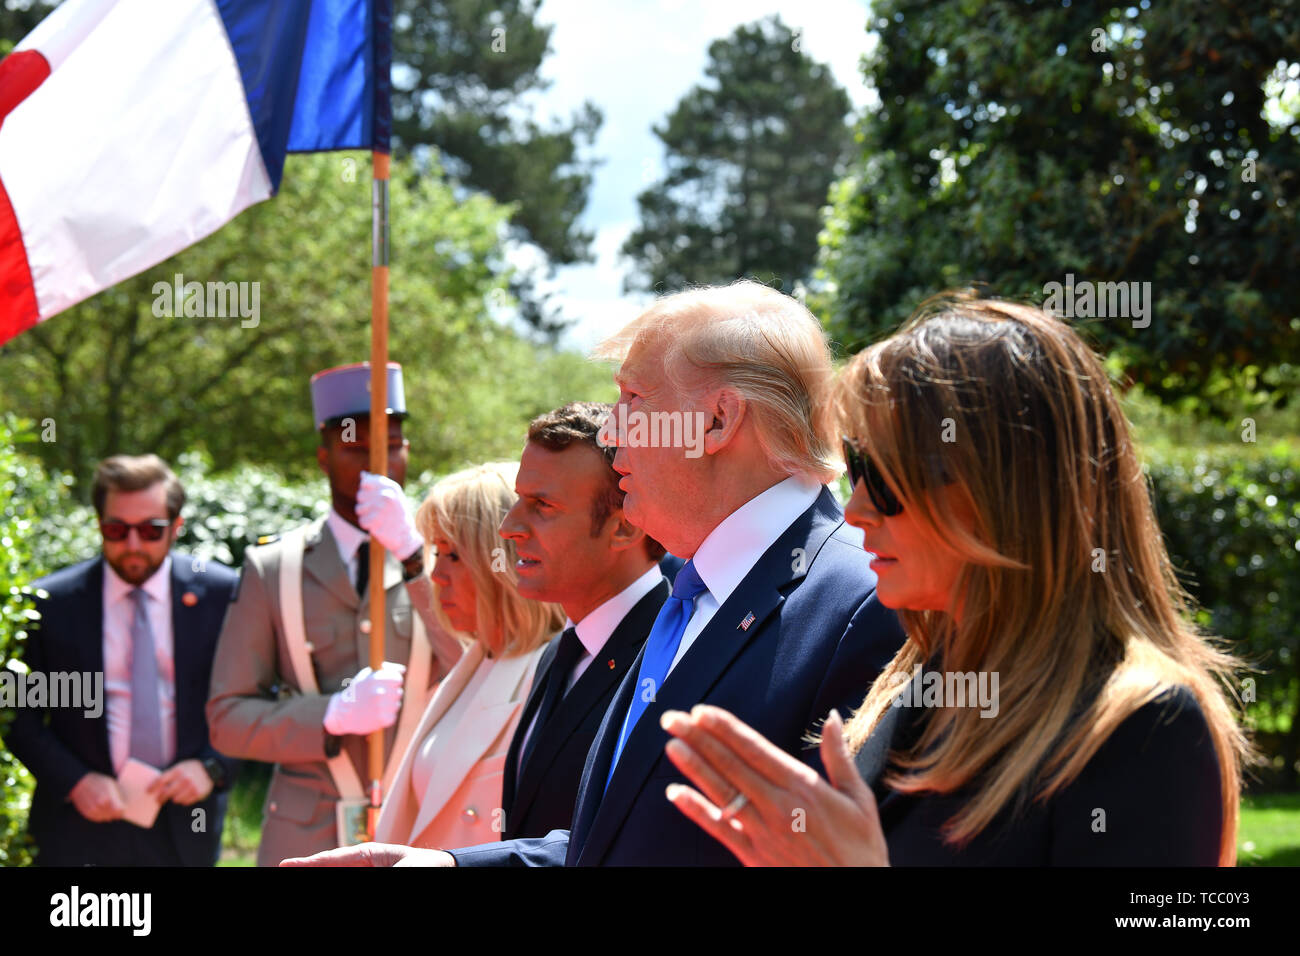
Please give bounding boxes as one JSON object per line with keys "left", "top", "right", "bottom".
{"left": 128, "top": 587, "right": 165, "bottom": 768}
{"left": 606, "top": 560, "right": 707, "bottom": 790}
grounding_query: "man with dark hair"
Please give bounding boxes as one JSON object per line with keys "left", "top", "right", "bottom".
{"left": 490, "top": 401, "right": 668, "bottom": 839}
{"left": 527, "top": 401, "right": 684, "bottom": 582}
{"left": 90, "top": 453, "right": 187, "bottom": 523}
{"left": 285, "top": 401, "right": 668, "bottom": 857}
{"left": 206, "top": 362, "right": 461, "bottom": 865}
{"left": 524, "top": 400, "right": 667, "bottom": 558}
{"left": 7, "top": 454, "right": 239, "bottom": 865}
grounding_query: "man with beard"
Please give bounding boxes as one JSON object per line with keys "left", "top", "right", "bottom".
{"left": 7, "top": 454, "right": 239, "bottom": 865}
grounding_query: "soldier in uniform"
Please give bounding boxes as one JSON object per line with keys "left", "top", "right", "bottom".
{"left": 206, "top": 362, "right": 463, "bottom": 866}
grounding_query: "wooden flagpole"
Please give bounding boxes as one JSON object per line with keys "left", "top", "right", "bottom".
{"left": 366, "top": 148, "right": 390, "bottom": 839}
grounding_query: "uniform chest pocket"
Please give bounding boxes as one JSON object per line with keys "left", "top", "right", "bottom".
{"left": 300, "top": 600, "right": 343, "bottom": 652}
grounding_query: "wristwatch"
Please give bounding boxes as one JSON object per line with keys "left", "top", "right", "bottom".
{"left": 201, "top": 756, "right": 228, "bottom": 791}
{"left": 400, "top": 546, "right": 425, "bottom": 582}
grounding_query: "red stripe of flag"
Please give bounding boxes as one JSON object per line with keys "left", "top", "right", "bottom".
{"left": 0, "top": 49, "right": 52, "bottom": 341}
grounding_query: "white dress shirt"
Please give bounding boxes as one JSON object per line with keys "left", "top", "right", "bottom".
{"left": 607, "top": 476, "right": 822, "bottom": 767}
{"left": 102, "top": 556, "right": 176, "bottom": 774}
{"left": 668, "top": 475, "right": 821, "bottom": 673}
{"left": 515, "top": 564, "right": 664, "bottom": 775}
{"left": 327, "top": 507, "right": 369, "bottom": 591}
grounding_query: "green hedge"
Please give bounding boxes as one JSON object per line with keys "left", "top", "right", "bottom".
{"left": 1149, "top": 451, "right": 1300, "bottom": 787}
{"left": 0, "top": 415, "right": 71, "bottom": 865}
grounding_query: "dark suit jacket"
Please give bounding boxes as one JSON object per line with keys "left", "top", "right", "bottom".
{"left": 4, "top": 554, "right": 239, "bottom": 866}
{"left": 501, "top": 578, "right": 667, "bottom": 840}
{"left": 855, "top": 681, "right": 1224, "bottom": 865}
{"left": 451, "top": 485, "right": 905, "bottom": 866}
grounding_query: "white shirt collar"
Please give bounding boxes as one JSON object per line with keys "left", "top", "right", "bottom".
{"left": 326, "top": 507, "right": 368, "bottom": 565}
{"left": 104, "top": 554, "right": 172, "bottom": 604}
{"left": 690, "top": 476, "right": 822, "bottom": 608}
{"left": 571, "top": 564, "right": 664, "bottom": 659}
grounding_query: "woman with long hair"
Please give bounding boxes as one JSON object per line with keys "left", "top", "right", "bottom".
{"left": 374, "top": 461, "right": 564, "bottom": 851}
{"left": 660, "top": 292, "right": 1252, "bottom": 865}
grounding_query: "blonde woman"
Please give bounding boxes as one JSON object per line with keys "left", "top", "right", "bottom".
{"left": 374, "top": 462, "right": 564, "bottom": 850}
{"left": 660, "top": 292, "right": 1252, "bottom": 866}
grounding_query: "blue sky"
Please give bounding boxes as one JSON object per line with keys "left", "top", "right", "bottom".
{"left": 512, "top": 0, "right": 879, "bottom": 350}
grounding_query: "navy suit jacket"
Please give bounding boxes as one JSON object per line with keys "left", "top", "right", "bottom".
{"left": 501, "top": 578, "right": 667, "bottom": 840}
{"left": 4, "top": 554, "right": 239, "bottom": 866}
{"left": 451, "top": 485, "right": 905, "bottom": 866}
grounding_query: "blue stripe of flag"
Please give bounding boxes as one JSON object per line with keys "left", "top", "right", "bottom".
{"left": 215, "top": 0, "right": 391, "bottom": 193}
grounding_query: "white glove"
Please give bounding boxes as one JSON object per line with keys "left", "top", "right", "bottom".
{"left": 356, "top": 471, "right": 424, "bottom": 561}
{"left": 323, "top": 663, "right": 406, "bottom": 736}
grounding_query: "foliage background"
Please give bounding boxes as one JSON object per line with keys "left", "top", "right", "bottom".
{"left": 814, "top": 0, "right": 1299, "bottom": 417}
{"left": 0, "top": 152, "right": 614, "bottom": 489}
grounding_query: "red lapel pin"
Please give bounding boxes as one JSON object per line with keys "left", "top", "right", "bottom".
{"left": 182, "top": 591, "right": 198, "bottom": 607}
{"left": 608, "top": 659, "right": 615, "bottom": 669}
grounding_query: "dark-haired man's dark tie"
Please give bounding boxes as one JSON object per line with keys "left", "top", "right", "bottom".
{"left": 520, "top": 627, "right": 583, "bottom": 772}
{"left": 355, "top": 540, "right": 369, "bottom": 598}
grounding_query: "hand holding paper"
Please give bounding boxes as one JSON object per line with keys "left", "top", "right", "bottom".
{"left": 68, "top": 772, "right": 126, "bottom": 823}
{"left": 116, "top": 759, "right": 164, "bottom": 829}
{"left": 147, "top": 759, "right": 214, "bottom": 806}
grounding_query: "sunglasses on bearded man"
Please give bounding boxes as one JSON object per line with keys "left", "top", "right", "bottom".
{"left": 100, "top": 518, "right": 172, "bottom": 542}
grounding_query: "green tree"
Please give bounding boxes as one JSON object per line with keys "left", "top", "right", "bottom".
{"left": 393, "top": 0, "right": 603, "bottom": 271}
{"left": 816, "top": 0, "right": 1300, "bottom": 416}
{"left": 622, "top": 15, "right": 852, "bottom": 293}
{"left": 0, "top": 152, "right": 613, "bottom": 488}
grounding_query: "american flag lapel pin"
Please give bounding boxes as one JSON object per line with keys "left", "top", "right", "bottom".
{"left": 738, "top": 611, "right": 756, "bottom": 631}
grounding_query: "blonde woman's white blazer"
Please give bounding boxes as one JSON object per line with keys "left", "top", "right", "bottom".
{"left": 375, "top": 638, "right": 547, "bottom": 850}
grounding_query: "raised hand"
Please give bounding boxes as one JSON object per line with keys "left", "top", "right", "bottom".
{"left": 661, "top": 705, "right": 890, "bottom": 866}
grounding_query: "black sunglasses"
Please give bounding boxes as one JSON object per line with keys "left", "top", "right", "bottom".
{"left": 841, "top": 436, "right": 904, "bottom": 517}
{"left": 101, "top": 518, "right": 171, "bottom": 542}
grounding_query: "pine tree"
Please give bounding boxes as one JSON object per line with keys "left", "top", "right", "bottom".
{"left": 622, "top": 15, "right": 852, "bottom": 293}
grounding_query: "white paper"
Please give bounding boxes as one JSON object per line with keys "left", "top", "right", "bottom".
{"left": 116, "top": 758, "right": 164, "bottom": 829}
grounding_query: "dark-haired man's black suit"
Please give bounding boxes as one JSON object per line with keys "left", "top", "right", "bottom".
{"left": 501, "top": 579, "right": 667, "bottom": 840}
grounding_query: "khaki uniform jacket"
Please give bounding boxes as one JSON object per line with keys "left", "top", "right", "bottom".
{"left": 205, "top": 517, "right": 452, "bottom": 866}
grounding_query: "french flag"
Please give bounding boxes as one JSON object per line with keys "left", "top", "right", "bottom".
{"left": 0, "top": 0, "right": 391, "bottom": 345}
